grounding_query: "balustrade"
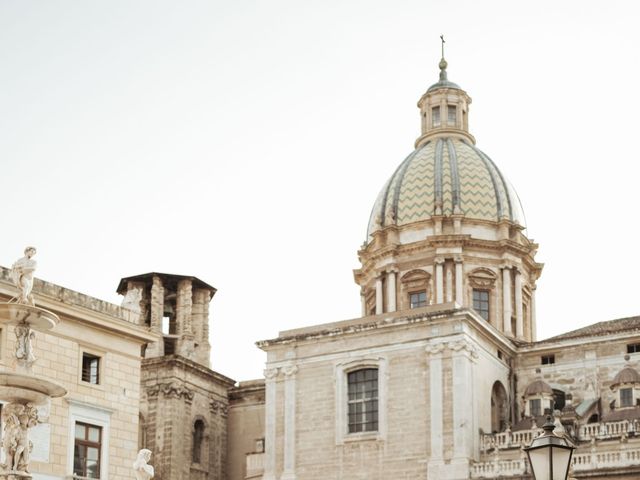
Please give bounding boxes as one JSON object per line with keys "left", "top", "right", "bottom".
{"left": 245, "top": 452, "right": 265, "bottom": 479}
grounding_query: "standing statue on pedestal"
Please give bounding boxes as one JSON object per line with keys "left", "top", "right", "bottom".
{"left": 133, "top": 449, "right": 154, "bottom": 480}
{"left": 10, "top": 247, "right": 37, "bottom": 306}
{"left": 1, "top": 403, "right": 38, "bottom": 474}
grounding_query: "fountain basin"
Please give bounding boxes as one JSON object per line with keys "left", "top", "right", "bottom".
{"left": 0, "top": 372, "right": 67, "bottom": 404}
{"left": 0, "top": 303, "right": 59, "bottom": 331}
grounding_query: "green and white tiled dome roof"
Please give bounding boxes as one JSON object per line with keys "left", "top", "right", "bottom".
{"left": 367, "top": 137, "right": 525, "bottom": 238}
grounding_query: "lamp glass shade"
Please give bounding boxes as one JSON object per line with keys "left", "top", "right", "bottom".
{"left": 527, "top": 444, "right": 574, "bottom": 480}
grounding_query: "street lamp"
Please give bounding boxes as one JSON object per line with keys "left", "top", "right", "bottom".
{"left": 523, "top": 416, "right": 575, "bottom": 480}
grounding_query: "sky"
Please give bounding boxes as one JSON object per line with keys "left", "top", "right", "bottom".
{"left": 1, "top": 1, "right": 639, "bottom": 382}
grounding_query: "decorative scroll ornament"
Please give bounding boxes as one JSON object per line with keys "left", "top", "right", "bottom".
{"left": 210, "top": 398, "right": 229, "bottom": 416}
{"left": 282, "top": 365, "right": 298, "bottom": 377}
{"left": 264, "top": 368, "right": 279, "bottom": 380}
{"left": 447, "top": 339, "right": 479, "bottom": 359}
{"left": 147, "top": 382, "right": 194, "bottom": 402}
{"left": 425, "top": 342, "right": 445, "bottom": 356}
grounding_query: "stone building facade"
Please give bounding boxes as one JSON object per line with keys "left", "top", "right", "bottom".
{"left": 3, "top": 54, "right": 640, "bottom": 480}
{"left": 0, "top": 267, "right": 155, "bottom": 480}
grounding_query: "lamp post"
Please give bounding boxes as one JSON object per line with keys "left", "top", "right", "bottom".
{"left": 523, "top": 416, "right": 575, "bottom": 480}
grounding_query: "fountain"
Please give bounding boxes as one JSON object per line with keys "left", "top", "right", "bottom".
{"left": 0, "top": 248, "right": 67, "bottom": 479}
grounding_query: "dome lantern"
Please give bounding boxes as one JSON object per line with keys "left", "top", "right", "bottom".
{"left": 415, "top": 41, "right": 474, "bottom": 147}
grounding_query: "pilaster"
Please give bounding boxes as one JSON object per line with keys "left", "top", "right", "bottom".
{"left": 454, "top": 257, "right": 464, "bottom": 305}
{"left": 426, "top": 342, "right": 445, "bottom": 477}
{"left": 435, "top": 257, "right": 444, "bottom": 304}
{"left": 375, "top": 277, "right": 383, "bottom": 314}
{"left": 502, "top": 267, "right": 512, "bottom": 335}
{"left": 386, "top": 269, "right": 397, "bottom": 313}
{"left": 262, "top": 368, "right": 279, "bottom": 480}
{"left": 514, "top": 269, "right": 523, "bottom": 339}
{"left": 147, "top": 275, "right": 164, "bottom": 357}
{"left": 281, "top": 364, "right": 298, "bottom": 480}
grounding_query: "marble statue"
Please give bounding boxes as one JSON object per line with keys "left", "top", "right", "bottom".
{"left": 10, "top": 247, "right": 37, "bottom": 306}
{"left": 121, "top": 287, "right": 142, "bottom": 313}
{"left": 133, "top": 449, "right": 154, "bottom": 480}
{"left": 1, "top": 403, "right": 38, "bottom": 473}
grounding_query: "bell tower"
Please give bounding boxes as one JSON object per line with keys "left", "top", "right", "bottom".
{"left": 118, "top": 272, "right": 235, "bottom": 480}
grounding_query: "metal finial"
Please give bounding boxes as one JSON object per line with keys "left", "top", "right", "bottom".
{"left": 438, "top": 35, "right": 448, "bottom": 81}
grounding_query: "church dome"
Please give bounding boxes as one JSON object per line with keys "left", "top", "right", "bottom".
{"left": 367, "top": 137, "right": 525, "bottom": 238}
{"left": 524, "top": 379, "right": 554, "bottom": 397}
{"left": 612, "top": 365, "right": 640, "bottom": 387}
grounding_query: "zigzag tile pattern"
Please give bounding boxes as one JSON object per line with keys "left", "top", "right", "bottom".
{"left": 455, "top": 140, "right": 501, "bottom": 221}
{"left": 367, "top": 137, "right": 524, "bottom": 237}
{"left": 395, "top": 142, "right": 437, "bottom": 225}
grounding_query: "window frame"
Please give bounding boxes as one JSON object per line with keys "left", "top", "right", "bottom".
{"left": 335, "top": 357, "right": 387, "bottom": 444}
{"left": 78, "top": 347, "right": 105, "bottom": 388}
{"left": 627, "top": 343, "right": 640, "bottom": 354}
{"left": 432, "top": 106, "right": 441, "bottom": 127}
{"left": 472, "top": 289, "right": 490, "bottom": 321}
{"left": 73, "top": 422, "right": 102, "bottom": 478}
{"left": 409, "top": 291, "right": 427, "bottom": 309}
{"left": 67, "top": 400, "right": 112, "bottom": 479}
{"left": 447, "top": 105, "right": 457, "bottom": 126}
{"left": 620, "top": 387, "right": 634, "bottom": 408}
{"left": 541, "top": 354, "right": 556, "bottom": 365}
{"left": 529, "top": 398, "right": 542, "bottom": 417}
{"left": 347, "top": 368, "right": 379, "bottom": 433}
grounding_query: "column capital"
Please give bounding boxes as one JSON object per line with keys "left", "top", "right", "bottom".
{"left": 434, "top": 256, "right": 445, "bottom": 265}
{"left": 282, "top": 364, "right": 298, "bottom": 377}
{"left": 454, "top": 255, "right": 463, "bottom": 264}
{"left": 264, "top": 367, "right": 279, "bottom": 380}
{"left": 426, "top": 342, "right": 446, "bottom": 356}
{"left": 448, "top": 339, "right": 479, "bottom": 361}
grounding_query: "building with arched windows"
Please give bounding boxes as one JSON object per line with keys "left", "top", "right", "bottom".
{"left": 3, "top": 53, "right": 640, "bottom": 480}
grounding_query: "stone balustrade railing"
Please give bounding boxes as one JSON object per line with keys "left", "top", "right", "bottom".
{"left": 470, "top": 458, "right": 527, "bottom": 478}
{"left": 245, "top": 452, "right": 264, "bottom": 479}
{"left": 482, "top": 419, "right": 640, "bottom": 452}
{"left": 579, "top": 419, "right": 640, "bottom": 441}
{"left": 572, "top": 448, "right": 640, "bottom": 471}
{"left": 480, "top": 428, "right": 539, "bottom": 451}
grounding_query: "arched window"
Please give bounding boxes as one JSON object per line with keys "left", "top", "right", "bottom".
{"left": 491, "top": 381, "right": 508, "bottom": 433}
{"left": 192, "top": 419, "right": 205, "bottom": 464}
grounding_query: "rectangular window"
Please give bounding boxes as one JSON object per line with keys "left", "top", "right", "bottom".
{"left": 628, "top": 343, "right": 640, "bottom": 354}
{"left": 82, "top": 353, "right": 100, "bottom": 384}
{"left": 348, "top": 368, "right": 378, "bottom": 433}
{"left": 447, "top": 105, "right": 456, "bottom": 125}
{"left": 432, "top": 106, "right": 441, "bottom": 127}
{"left": 621, "top": 388, "right": 633, "bottom": 407}
{"left": 541, "top": 355, "right": 555, "bottom": 365}
{"left": 529, "top": 399, "right": 541, "bottom": 417}
{"left": 472, "top": 289, "right": 490, "bottom": 320}
{"left": 74, "top": 422, "right": 102, "bottom": 478}
{"left": 410, "top": 291, "right": 427, "bottom": 309}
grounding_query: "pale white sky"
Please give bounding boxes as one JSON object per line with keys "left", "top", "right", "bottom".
{"left": 1, "top": 1, "right": 639, "bottom": 382}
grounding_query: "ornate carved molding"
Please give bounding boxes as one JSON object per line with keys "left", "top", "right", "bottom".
{"left": 264, "top": 368, "right": 279, "bottom": 380}
{"left": 282, "top": 365, "right": 298, "bottom": 377}
{"left": 468, "top": 267, "right": 497, "bottom": 289}
{"left": 425, "top": 343, "right": 445, "bottom": 356}
{"left": 146, "top": 382, "right": 195, "bottom": 403}
{"left": 210, "top": 398, "right": 228, "bottom": 416}
{"left": 448, "top": 339, "right": 479, "bottom": 360}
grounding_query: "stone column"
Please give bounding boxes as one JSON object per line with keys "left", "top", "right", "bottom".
{"left": 502, "top": 267, "right": 512, "bottom": 335}
{"left": 262, "top": 368, "right": 279, "bottom": 480}
{"left": 386, "top": 270, "right": 397, "bottom": 313}
{"left": 426, "top": 342, "right": 445, "bottom": 477}
{"left": 192, "top": 289, "right": 211, "bottom": 367}
{"left": 514, "top": 269, "right": 524, "bottom": 339}
{"left": 449, "top": 339, "right": 479, "bottom": 469}
{"left": 147, "top": 275, "right": 165, "bottom": 357}
{"left": 281, "top": 365, "right": 298, "bottom": 480}
{"left": 435, "top": 257, "right": 444, "bottom": 304}
{"left": 531, "top": 287, "right": 537, "bottom": 341}
{"left": 375, "top": 277, "right": 383, "bottom": 314}
{"left": 445, "top": 263, "right": 453, "bottom": 303}
{"left": 360, "top": 289, "right": 367, "bottom": 317}
{"left": 454, "top": 257, "right": 464, "bottom": 306}
{"left": 177, "top": 279, "right": 195, "bottom": 359}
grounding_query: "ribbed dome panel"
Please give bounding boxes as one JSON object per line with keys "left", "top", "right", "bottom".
{"left": 367, "top": 137, "right": 525, "bottom": 239}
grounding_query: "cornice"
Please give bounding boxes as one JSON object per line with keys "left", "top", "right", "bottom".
{"left": 142, "top": 355, "right": 236, "bottom": 387}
